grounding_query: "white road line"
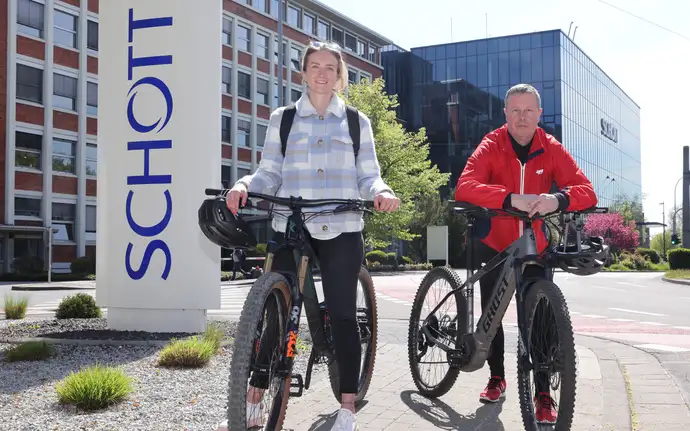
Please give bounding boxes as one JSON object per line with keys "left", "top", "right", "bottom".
{"left": 580, "top": 314, "right": 606, "bottom": 319}
{"left": 639, "top": 321, "right": 668, "bottom": 326}
{"left": 615, "top": 281, "right": 646, "bottom": 288}
{"left": 570, "top": 311, "right": 582, "bottom": 315}
{"left": 634, "top": 344, "right": 690, "bottom": 353}
{"left": 608, "top": 318, "right": 635, "bottom": 322}
{"left": 608, "top": 308, "right": 668, "bottom": 317}
{"left": 673, "top": 326, "right": 690, "bottom": 330}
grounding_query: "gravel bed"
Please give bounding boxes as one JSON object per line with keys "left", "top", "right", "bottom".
{"left": 0, "top": 318, "right": 324, "bottom": 431}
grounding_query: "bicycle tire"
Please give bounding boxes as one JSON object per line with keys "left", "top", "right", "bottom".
{"left": 327, "top": 266, "right": 378, "bottom": 405}
{"left": 407, "top": 266, "right": 468, "bottom": 398}
{"left": 516, "top": 279, "right": 577, "bottom": 430}
{"left": 227, "top": 272, "right": 293, "bottom": 431}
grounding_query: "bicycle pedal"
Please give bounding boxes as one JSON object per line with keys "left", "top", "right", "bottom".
{"left": 447, "top": 349, "right": 466, "bottom": 366}
{"left": 289, "top": 374, "right": 304, "bottom": 397}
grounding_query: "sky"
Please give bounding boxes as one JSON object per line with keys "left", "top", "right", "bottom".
{"left": 323, "top": 0, "right": 689, "bottom": 235}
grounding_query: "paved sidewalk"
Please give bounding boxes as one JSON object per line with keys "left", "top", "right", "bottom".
{"left": 282, "top": 330, "right": 690, "bottom": 430}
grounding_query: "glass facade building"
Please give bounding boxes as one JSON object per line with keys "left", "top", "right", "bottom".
{"left": 382, "top": 30, "right": 641, "bottom": 205}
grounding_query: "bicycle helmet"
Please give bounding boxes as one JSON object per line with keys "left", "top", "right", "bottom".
{"left": 553, "top": 235, "right": 609, "bottom": 276}
{"left": 198, "top": 196, "right": 257, "bottom": 249}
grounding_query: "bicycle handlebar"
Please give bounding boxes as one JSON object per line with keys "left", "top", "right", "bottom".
{"left": 204, "top": 188, "right": 376, "bottom": 211}
{"left": 452, "top": 201, "right": 608, "bottom": 221}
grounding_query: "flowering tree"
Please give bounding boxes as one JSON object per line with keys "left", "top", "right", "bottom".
{"left": 584, "top": 213, "right": 639, "bottom": 250}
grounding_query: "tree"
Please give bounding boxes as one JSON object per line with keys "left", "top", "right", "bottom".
{"left": 342, "top": 78, "right": 450, "bottom": 248}
{"left": 584, "top": 213, "right": 639, "bottom": 251}
{"left": 651, "top": 231, "right": 677, "bottom": 258}
{"left": 609, "top": 193, "right": 644, "bottom": 225}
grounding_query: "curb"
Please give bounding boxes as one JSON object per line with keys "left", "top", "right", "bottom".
{"left": 662, "top": 276, "right": 690, "bottom": 286}
{"left": 11, "top": 285, "right": 95, "bottom": 291}
{"left": 0, "top": 336, "right": 236, "bottom": 348}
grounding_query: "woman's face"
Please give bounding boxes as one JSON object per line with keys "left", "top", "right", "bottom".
{"left": 302, "top": 49, "right": 340, "bottom": 94}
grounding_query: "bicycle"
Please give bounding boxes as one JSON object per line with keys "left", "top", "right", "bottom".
{"left": 200, "top": 188, "right": 378, "bottom": 430}
{"left": 407, "top": 201, "right": 609, "bottom": 430}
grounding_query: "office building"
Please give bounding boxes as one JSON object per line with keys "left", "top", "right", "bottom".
{"left": 1, "top": 0, "right": 392, "bottom": 274}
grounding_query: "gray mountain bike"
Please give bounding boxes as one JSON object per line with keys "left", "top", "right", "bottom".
{"left": 408, "top": 201, "right": 609, "bottom": 430}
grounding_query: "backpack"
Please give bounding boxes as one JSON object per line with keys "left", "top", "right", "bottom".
{"left": 279, "top": 104, "right": 361, "bottom": 162}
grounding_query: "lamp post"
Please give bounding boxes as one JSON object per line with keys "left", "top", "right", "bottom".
{"left": 673, "top": 175, "right": 682, "bottom": 235}
{"left": 661, "top": 202, "right": 666, "bottom": 257}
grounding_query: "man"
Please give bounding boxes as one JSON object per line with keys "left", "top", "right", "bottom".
{"left": 230, "top": 248, "right": 249, "bottom": 280}
{"left": 455, "top": 83, "right": 597, "bottom": 424}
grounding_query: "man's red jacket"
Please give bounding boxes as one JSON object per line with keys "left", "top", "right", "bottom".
{"left": 455, "top": 124, "right": 597, "bottom": 253}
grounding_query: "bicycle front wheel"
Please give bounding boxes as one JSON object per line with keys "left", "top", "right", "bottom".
{"left": 227, "top": 272, "right": 293, "bottom": 431}
{"left": 517, "top": 279, "right": 577, "bottom": 430}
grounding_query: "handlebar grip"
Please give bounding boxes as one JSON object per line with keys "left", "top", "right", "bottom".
{"left": 205, "top": 188, "right": 223, "bottom": 196}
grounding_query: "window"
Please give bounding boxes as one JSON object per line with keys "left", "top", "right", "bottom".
{"left": 222, "top": 17, "right": 232, "bottom": 45}
{"left": 357, "top": 40, "right": 366, "bottom": 58}
{"left": 16, "top": 64, "right": 43, "bottom": 104}
{"left": 221, "top": 164, "right": 231, "bottom": 187}
{"left": 237, "top": 120, "right": 251, "bottom": 147}
{"left": 330, "top": 28, "right": 343, "bottom": 46}
{"left": 85, "top": 143, "right": 97, "bottom": 176}
{"left": 348, "top": 70, "right": 357, "bottom": 84}
{"left": 256, "top": 77, "right": 269, "bottom": 105}
{"left": 52, "top": 202, "right": 76, "bottom": 242}
{"left": 238, "top": 167, "right": 251, "bottom": 178}
{"left": 53, "top": 73, "right": 77, "bottom": 111}
{"left": 53, "top": 9, "right": 77, "bottom": 48}
{"left": 317, "top": 21, "right": 329, "bottom": 41}
{"left": 86, "top": 82, "right": 98, "bottom": 115}
{"left": 303, "top": 13, "right": 315, "bottom": 34}
{"left": 270, "top": 0, "right": 279, "bottom": 18}
{"left": 87, "top": 20, "right": 98, "bottom": 51}
{"left": 52, "top": 137, "right": 76, "bottom": 174}
{"left": 256, "top": 33, "right": 269, "bottom": 59}
{"left": 290, "top": 47, "right": 301, "bottom": 71}
{"left": 17, "top": 0, "right": 44, "bottom": 39}
{"left": 222, "top": 115, "right": 231, "bottom": 143}
{"left": 368, "top": 46, "right": 377, "bottom": 63}
{"left": 237, "top": 25, "right": 251, "bottom": 52}
{"left": 287, "top": 5, "right": 300, "bottom": 27}
{"left": 85, "top": 205, "right": 97, "bottom": 232}
{"left": 345, "top": 34, "right": 357, "bottom": 52}
{"left": 257, "top": 124, "right": 267, "bottom": 147}
{"left": 15, "top": 131, "right": 42, "bottom": 170}
{"left": 222, "top": 66, "right": 231, "bottom": 93}
{"left": 237, "top": 71, "right": 251, "bottom": 99}
{"left": 255, "top": 0, "right": 267, "bottom": 13}
{"left": 291, "top": 88, "right": 301, "bottom": 102}
{"left": 15, "top": 197, "right": 41, "bottom": 218}
{"left": 274, "top": 37, "right": 287, "bottom": 65}
{"left": 273, "top": 83, "right": 286, "bottom": 107}
{"left": 14, "top": 237, "right": 42, "bottom": 258}
{"left": 360, "top": 74, "right": 370, "bottom": 83}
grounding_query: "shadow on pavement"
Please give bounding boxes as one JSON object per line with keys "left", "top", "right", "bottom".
{"left": 399, "top": 390, "right": 506, "bottom": 430}
{"left": 295, "top": 400, "right": 371, "bottom": 430}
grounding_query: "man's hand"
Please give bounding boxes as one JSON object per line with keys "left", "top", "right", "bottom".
{"left": 374, "top": 192, "right": 400, "bottom": 212}
{"left": 510, "top": 194, "right": 539, "bottom": 213}
{"left": 226, "top": 183, "right": 248, "bottom": 215}
{"left": 527, "top": 194, "right": 559, "bottom": 217}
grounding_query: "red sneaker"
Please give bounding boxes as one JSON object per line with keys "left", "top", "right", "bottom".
{"left": 534, "top": 392, "right": 558, "bottom": 424}
{"left": 479, "top": 376, "right": 506, "bottom": 403}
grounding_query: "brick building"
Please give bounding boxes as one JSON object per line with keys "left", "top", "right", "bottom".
{"left": 1, "top": 0, "right": 392, "bottom": 274}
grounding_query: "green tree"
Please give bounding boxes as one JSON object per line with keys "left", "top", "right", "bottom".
{"left": 342, "top": 78, "right": 450, "bottom": 248}
{"left": 609, "top": 193, "right": 644, "bottom": 225}
{"left": 651, "top": 231, "right": 677, "bottom": 259}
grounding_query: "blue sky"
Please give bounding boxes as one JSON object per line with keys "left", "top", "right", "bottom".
{"left": 325, "top": 0, "right": 689, "bottom": 232}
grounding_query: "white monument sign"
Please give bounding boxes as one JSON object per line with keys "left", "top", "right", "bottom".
{"left": 427, "top": 225, "right": 449, "bottom": 265}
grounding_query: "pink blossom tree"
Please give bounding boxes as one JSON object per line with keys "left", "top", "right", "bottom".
{"left": 584, "top": 213, "right": 639, "bottom": 250}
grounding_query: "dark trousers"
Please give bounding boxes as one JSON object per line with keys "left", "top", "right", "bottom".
{"left": 250, "top": 231, "right": 364, "bottom": 395}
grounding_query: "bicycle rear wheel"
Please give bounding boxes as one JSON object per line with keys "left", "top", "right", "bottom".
{"left": 408, "top": 266, "right": 468, "bottom": 398}
{"left": 227, "top": 272, "right": 293, "bottom": 430}
{"left": 328, "top": 266, "right": 378, "bottom": 405}
{"left": 517, "top": 279, "right": 577, "bottom": 430}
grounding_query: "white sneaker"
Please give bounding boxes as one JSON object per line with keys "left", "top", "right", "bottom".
{"left": 330, "top": 408, "right": 358, "bottom": 431}
{"left": 215, "top": 401, "right": 264, "bottom": 430}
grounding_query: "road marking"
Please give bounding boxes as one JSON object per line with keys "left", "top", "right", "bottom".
{"left": 609, "top": 318, "right": 635, "bottom": 322}
{"left": 673, "top": 326, "right": 690, "bottom": 330}
{"left": 570, "top": 311, "right": 582, "bottom": 315}
{"left": 615, "top": 281, "right": 646, "bottom": 288}
{"left": 634, "top": 344, "right": 690, "bottom": 353}
{"left": 608, "top": 308, "right": 668, "bottom": 317}
{"left": 639, "top": 321, "right": 668, "bottom": 326}
{"left": 580, "top": 314, "right": 606, "bottom": 319}
{"left": 588, "top": 285, "right": 626, "bottom": 293}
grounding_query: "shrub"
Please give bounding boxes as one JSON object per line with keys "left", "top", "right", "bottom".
{"left": 203, "top": 323, "right": 224, "bottom": 352}
{"left": 636, "top": 248, "right": 660, "bottom": 264}
{"left": 12, "top": 255, "right": 44, "bottom": 275}
{"left": 401, "top": 256, "right": 413, "bottom": 264}
{"left": 668, "top": 248, "right": 690, "bottom": 270}
{"left": 55, "top": 363, "right": 133, "bottom": 411}
{"left": 70, "top": 256, "right": 96, "bottom": 275}
{"left": 55, "top": 293, "right": 102, "bottom": 319}
{"left": 158, "top": 337, "right": 216, "bottom": 368}
{"left": 365, "top": 250, "right": 387, "bottom": 264}
{"left": 4, "top": 341, "right": 54, "bottom": 362}
{"left": 4, "top": 295, "right": 29, "bottom": 320}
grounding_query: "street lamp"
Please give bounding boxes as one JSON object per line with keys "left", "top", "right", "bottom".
{"left": 673, "top": 175, "right": 682, "bottom": 235}
{"left": 661, "top": 202, "right": 666, "bottom": 257}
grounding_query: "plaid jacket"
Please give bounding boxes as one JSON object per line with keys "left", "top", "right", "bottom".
{"left": 237, "top": 92, "right": 393, "bottom": 239}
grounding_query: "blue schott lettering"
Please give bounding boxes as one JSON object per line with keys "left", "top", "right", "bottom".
{"left": 124, "top": 8, "right": 174, "bottom": 280}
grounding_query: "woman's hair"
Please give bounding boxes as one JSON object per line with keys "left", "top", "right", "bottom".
{"left": 300, "top": 40, "right": 349, "bottom": 92}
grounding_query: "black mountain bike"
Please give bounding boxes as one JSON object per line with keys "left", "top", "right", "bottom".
{"left": 408, "top": 201, "right": 608, "bottom": 430}
{"left": 203, "top": 188, "right": 378, "bottom": 431}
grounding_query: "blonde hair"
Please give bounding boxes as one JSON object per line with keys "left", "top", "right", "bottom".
{"left": 300, "top": 40, "right": 349, "bottom": 92}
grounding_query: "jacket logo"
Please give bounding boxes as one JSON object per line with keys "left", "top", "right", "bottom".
{"left": 536, "top": 169, "right": 544, "bottom": 175}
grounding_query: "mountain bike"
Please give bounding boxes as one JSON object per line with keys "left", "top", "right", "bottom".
{"left": 407, "top": 201, "right": 609, "bottom": 430}
{"left": 203, "top": 188, "right": 378, "bottom": 431}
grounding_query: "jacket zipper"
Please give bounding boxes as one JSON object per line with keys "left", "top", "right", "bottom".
{"left": 519, "top": 161, "right": 526, "bottom": 237}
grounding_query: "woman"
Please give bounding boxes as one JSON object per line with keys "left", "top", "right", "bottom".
{"left": 220, "top": 41, "right": 399, "bottom": 431}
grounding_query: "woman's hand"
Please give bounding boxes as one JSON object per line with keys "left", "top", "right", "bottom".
{"left": 374, "top": 192, "right": 400, "bottom": 212}
{"left": 226, "top": 183, "right": 248, "bottom": 215}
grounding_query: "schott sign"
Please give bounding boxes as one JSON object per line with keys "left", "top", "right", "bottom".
{"left": 600, "top": 119, "right": 618, "bottom": 143}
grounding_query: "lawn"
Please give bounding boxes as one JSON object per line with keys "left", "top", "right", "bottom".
{"left": 664, "top": 269, "right": 690, "bottom": 279}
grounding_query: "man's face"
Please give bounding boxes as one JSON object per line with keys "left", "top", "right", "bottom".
{"left": 504, "top": 92, "right": 542, "bottom": 143}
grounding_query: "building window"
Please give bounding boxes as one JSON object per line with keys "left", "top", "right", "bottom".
{"left": 14, "top": 237, "right": 42, "bottom": 258}
{"left": 86, "top": 82, "right": 98, "bottom": 115}
{"left": 345, "top": 33, "right": 357, "bottom": 52}
{"left": 238, "top": 0, "right": 251, "bottom": 4}
{"left": 53, "top": 73, "right": 77, "bottom": 111}
{"left": 255, "top": 0, "right": 268, "bottom": 13}
{"left": 237, "top": 119, "right": 251, "bottom": 147}
{"left": 287, "top": 5, "right": 300, "bottom": 27}
{"left": 360, "top": 74, "right": 370, "bottom": 83}
{"left": 222, "top": 115, "right": 231, "bottom": 143}
{"left": 16, "top": 64, "right": 43, "bottom": 104}
{"left": 17, "top": 0, "right": 44, "bottom": 39}
{"left": 222, "top": 17, "right": 232, "bottom": 45}
{"left": 303, "top": 13, "right": 315, "bottom": 34}
{"left": 86, "top": 143, "right": 97, "bottom": 176}
{"left": 257, "top": 124, "right": 267, "bottom": 147}
{"left": 357, "top": 40, "right": 366, "bottom": 58}
{"left": 237, "top": 71, "right": 251, "bottom": 99}
{"left": 15, "top": 131, "right": 42, "bottom": 170}
{"left": 85, "top": 205, "right": 97, "bottom": 233}
{"left": 256, "top": 33, "right": 269, "bottom": 59}
{"left": 348, "top": 70, "right": 357, "bottom": 84}
{"left": 273, "top": 83, "right": 286, "bottom": 107}
{"left": 317, "top": 21, "right": 329, "bottom": 40}
{"left": 238, "top": 167, "right": 251, "bottom": 178}
{"left": 256, "top": 77, "right": 269, "bottom": 105}
{"left": 368, "top": 45, "right": 377, "bottom": 63}
{"left": 15, "top": 197, "right": 41, "bottom": 218}
{"left": 291, "top": 88, "right": 301, "bottom": 102}
{"left": 274, "top": 38, "right": 287, "bottom": 65}
{"left": 237, "top": 25, "right": 251, "bottom": 52}
{"left": 52, "top": 202, "right": 76, "bottom": 242}
{"left": 54, "top": 9, "right": 77, "bottom": 48}
{"left": 269, "top": 0, "right": 279, "bottom": 18}
{"left": 290, "top": 47, "right": 301, "bottom": 71}
{"left": 222, "top": 66, "right": 231, "bottom": 93}
{"left": 221, "top": 164, "right": 231, "bottom": 187}
{"left": 85, "top": 20, "right": 99, "bottom": 51}
{"left": 331, "top": 27, "right": 344, "bottom": 46}
{"left": 52, "top": 137, "right": 76, "bottom": 174}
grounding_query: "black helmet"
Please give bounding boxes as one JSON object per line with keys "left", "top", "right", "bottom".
{"left": 553, "top": 235, "right": 609, "bottom": 276}
{"left": 198, "top": 197, "right": 257, "bottom": 249}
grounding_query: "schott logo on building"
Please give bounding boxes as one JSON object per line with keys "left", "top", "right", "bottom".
{"left": 600, "top": 119, "right": 618, "bottom": 143}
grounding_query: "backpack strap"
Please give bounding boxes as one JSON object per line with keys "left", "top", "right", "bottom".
{"left": 345, "top": 105, "right": 361, "bottom": 159}
{"left": 279, "top": 105, "right": 297, "bottom": 158}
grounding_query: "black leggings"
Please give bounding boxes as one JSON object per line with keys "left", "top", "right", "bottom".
{"left": 250, "top": 231, "right": 364, "bottom": 395}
